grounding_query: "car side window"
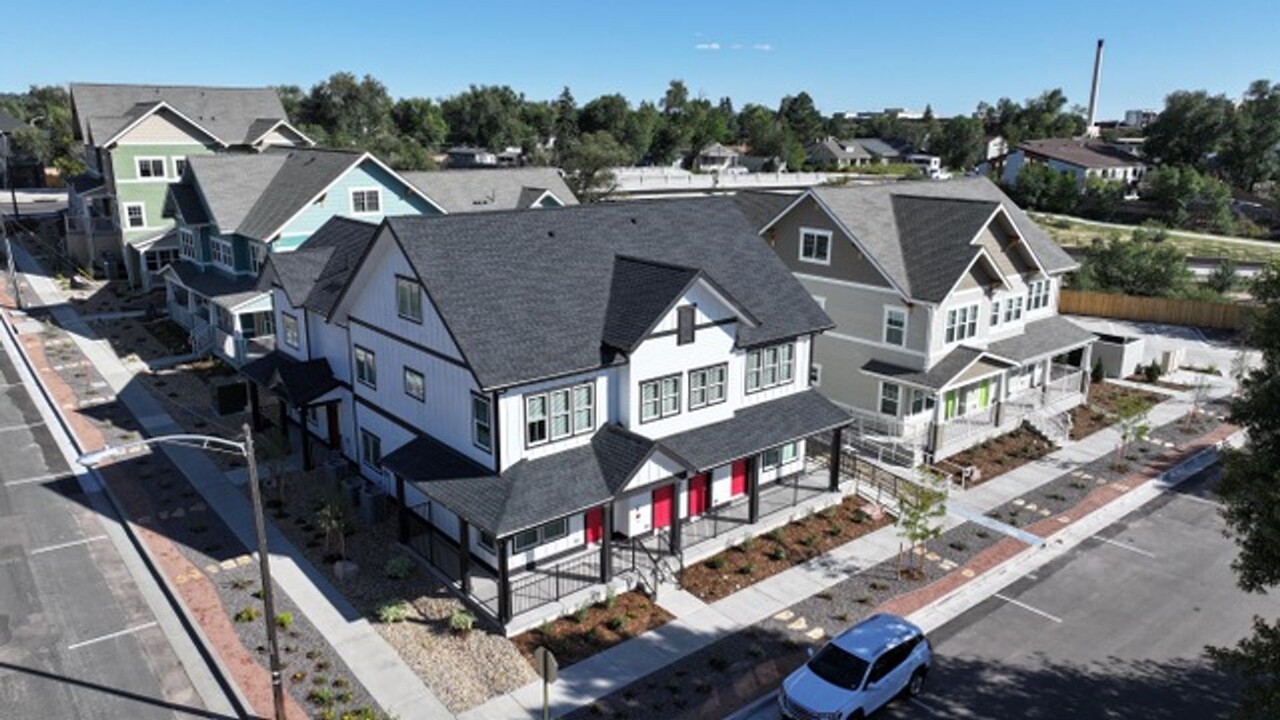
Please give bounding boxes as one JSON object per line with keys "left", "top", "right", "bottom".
{"left": 867, "top": 638, "right": 917, "bottom": 686}
{"left": 865, "top": 655, "right": 893, "bottom": 686}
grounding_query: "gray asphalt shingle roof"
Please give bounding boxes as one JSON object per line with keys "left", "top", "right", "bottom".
{"left": 261, "top": 216, "right": 379, "bottom": 318}
{"left": 0, "top": 108, "right": 22, "bottom": 134}
{"left": 385, "top": 424, "right": 678, "bottom": 536}
{"left": 385, "top": 197, "right": 833, "bottom": 390}
{"left": 70, "top": 83, "right": 293, "bottom": 146}
{"left": 601, "top": 257, "right": 701, "bottom": 354}
{"left": 661, "top": 389, "right": 851, "bottom": 472}
{"left": 241, "top": 352, "right": 341, "bottom": 406}
{"left": 850, "top": 138, "right": 902, "bottom": 159}
{"left": 163, "top": 262, "right": 260, "bottom": 307}
{"left": 987, "top": 315, "right": 1096, "bottom": 362}
{"left": 810, "top": 177, "right": 1076, "bottom": 302}
{"left": 862, "top": 347, "right": 1005, "bottom": 390}
{"left": 163, "top": 184, "right": 210, "bottom": 225}
{"left": 732, "top": 191, "right": 797, "bottom": 231}
{"left": 401, "top": 167, "right": 578, "bottom": 213}
{"left": 183, "top": 149, "right": 363, "bottom": 241}
{"left": 1020, "top": 139, "right": 1144, "bottom": 169}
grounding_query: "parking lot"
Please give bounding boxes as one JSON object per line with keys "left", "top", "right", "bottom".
{"left": 877, "top": 464, "right": 1271, "bottom": 720}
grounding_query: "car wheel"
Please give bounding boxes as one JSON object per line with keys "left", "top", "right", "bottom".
{"left": 907, "top": 668, "right": 927, "bottom": 697}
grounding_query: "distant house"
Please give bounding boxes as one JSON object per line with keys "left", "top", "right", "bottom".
{"left": 738, "top": 154, "right": 786, "bottom": 173}
{"left": 983, "top": 136, "right": 1009, "bottom": 161}
{"left": 446, "top": 147, "right": 498, "bottom": 168}
{"left": 848, "top": 138, "right": 904, "bottom": 164}
{"left": 693, "top": 142, "right": 740, "bottom": 173}
{"left": 990, "top": 138, "right": 1148, "bottom": 190}
{"left": 401, "top": 167, "right": 578, "bottom": 213}
{"left": 65, "top": 82, "right": 313, "bottom": 283}
{"left": 160, "top": 148, "right": 442, "bottom": 365}
{"left": 805, "top": 138, "right": 872, "bottom": 169}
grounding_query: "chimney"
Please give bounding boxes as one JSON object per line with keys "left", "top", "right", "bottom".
{"left": 1086, "top": 39, "right": 1104, "bottom": 136}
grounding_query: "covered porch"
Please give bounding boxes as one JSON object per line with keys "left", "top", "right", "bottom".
{"left": 241, "top": 351, "right": 344, "bottom": 472}
{"left": 162, "top": 261, "right": 275, "bottom": 364}
{"left": 383, "top": 389, "right": 854, "bottom": 634}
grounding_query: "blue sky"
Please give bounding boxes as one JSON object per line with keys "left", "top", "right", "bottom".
{"left": 4, "top": 0, "right": 1278, "bottom": 118}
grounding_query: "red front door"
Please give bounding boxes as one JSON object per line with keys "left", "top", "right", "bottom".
{"left": 731, "top": 460, "right": 748, "bottom": 496}
{"left": 585, "top": 507, "right": 604, "bottom": 543}
{"left": 687, "top": 474, "right": 709, "bottom": 517}
{"left": 652, "top": 485, "right": 674, "bottom": 530}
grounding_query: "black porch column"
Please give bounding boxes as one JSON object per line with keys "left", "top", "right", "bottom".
{"left": 601, "top": 503, "right": 614, "bottom": 583}
{"left": 459, "top": 520, "right": 472, "bottom": 595}
{"left": 248, "top": 383, "right": 263, "bottom": 431}
{"left": 828, "top": 427, "right": 843, "bottom": 492}
{"left": 747, "top": 457, "right": 760, "bottom": 524}
{"left": 395, "top": 474, "right": 409, "bottom": 544}
{"left": 277, "top": 399, "right": 290, "bottom": 448}
{"left": 669, "top": 482, "right": 682, "bottom": 554}
{"left": 299, "top": 405, "right": 313, "bottom": 471}
{"left": 497, "top": 537, "right": 511, "bottom": 624}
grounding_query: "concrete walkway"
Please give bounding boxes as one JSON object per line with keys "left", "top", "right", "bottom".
{"left": 10, "top": 243, "right": 452, "bottom": 720}
{"left": 462, "top": 375, "right": 1231, "bottom": 720}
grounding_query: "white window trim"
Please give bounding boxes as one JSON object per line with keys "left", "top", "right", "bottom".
{"left": 123, "top": 202, "right": 147, "bottom": 229}
{"left": 349, "top": 187, "right": 383, "bottom": 215}
{"left": 395, "top": 276, "right": 423, "bottom": 322}
{"left": 687, "top": 363, "right": 728, "bottom": 410}
{"left": 639, "top": 374, "right": 682, "bottom": 423}
{"left": 210, "top": 236, "right": 234, "bottom": 269}
{"left": 882, "top": 305, "right": 908, "bottom": 347}
{"left": 944, "top": 302, "right": 980, "bottom": 344}
{"left": 134, "top": 156, "right": 167, "bottom": 180}
{"left": 360, "top": 429, "right": 382, "bottom": 470}
{"left": 798, "top": 227, "right": 833, "bottom": 266}
{"left": 745, "top": 341, "right": 796, "bottom": 394}
{"left": 178, "top": 228, "right": 198, "bottom": 261}
{"left": 281, "top": 313, "right": 300, "bottom": 349}
{"left": 472, "top": 394, "right": 493, "bottom": 452}
{"left": 524, "top": 382, "right": 595, "bottom": 447}
{"left": 879, "top": 381, "right": 901, "bottom": 417}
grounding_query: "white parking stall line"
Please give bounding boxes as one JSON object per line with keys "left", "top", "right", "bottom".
{"left": 992, "top": 593, "right": 1063, "bottom": 623}
{"left": 4, "top": 472, "right": 71, "bottom": 488}
{"left": 0, "top": 421, "right": 42, "bottom": 434}
{"left": 30, "top": 534, "right": 108, "bottom": 556}
{"left": 1095, "top": 536, "right": 1156, "bottom": 558}
{"left": 67, "top": 621, "right": 158, "bottom": 651}
{"left": 909, "top": 697, "right": 946, "bottom": 715}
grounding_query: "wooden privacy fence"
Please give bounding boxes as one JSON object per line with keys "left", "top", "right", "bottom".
{"left": 1060, "top": 290, "right": 1255, "bottom": 331}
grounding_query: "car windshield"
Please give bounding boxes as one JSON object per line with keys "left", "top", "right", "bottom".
{"left": 807, "top": 644, "right": 870, "bottom": 690}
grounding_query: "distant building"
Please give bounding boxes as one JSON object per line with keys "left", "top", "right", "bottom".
{"left": 1122, "top": 109, "right": 1158, "bottom": 128}
{"left": 983, "top": 136, "right": 1009, "bottom": 161}
{"left": 0, "top": 108, "right": 21, "bottom": 189}
{"left": 848, "top": 138, "right": 904, "bottom": 164}
{"left": 693, "top": 142, "right": 741, "bottom": 173}
{"left": 445, "top": 147, "right": 498, "bottom": 168}
{"left": 805, "top": 138, "right": 872, "bottom": 169}
{"left": 987, "top": 138, "right": 1148, "bottom": 191}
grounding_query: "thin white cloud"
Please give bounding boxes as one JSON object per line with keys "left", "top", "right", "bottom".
{"left": 693, "top": 41, "right": 773, "bottom": 52}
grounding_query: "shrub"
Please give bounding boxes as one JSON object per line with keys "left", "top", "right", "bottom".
{"left": 740, "top": 536, "right": 756, "bottom": 553}
{"left": 800, "top": 534, "right": 817, "bottom": 547}
{"left": 604, "top": 587, "right": 617, "bottom": 610}
{"left": 449, "top": 609, "right": 476, "bottom": 633}
{"left": 275, "top": 612, "right": 294, "bottom": 630}
{"left": 307, "top": 687, "right": 334, "bottom": 707}
{"left": 573, "top": 604, "right": 591, "bottom": 624}
{"left": 852, "top": 509, "right": 870, "bottom": 524}
{"left": 766, "top": 529, "right": 784, "bottom": 543}
{"left": 768, "top": 546, "right": 787, "bottom": 562}
{"left": 869, "top": 581, "right": 889, "bottom": 591}
{"left": 855, "top": 595, "right": 872, "bottom": 605}
{"left": 377, "top": 600, "right": 410, "bottom": 624}
{"left": 234, "top": 607, "right": 261, "bottom": 623}
{"left": 706, "top": 556, "right": 727, "bottom": 570}
{"left": 383, "top": 555, "right": 414, "bottom": 580}
{"left": 738, "top": 563, "right": 756, "bottom": 576}
{"left": 1142, "top": 361, "right": 1163, "bottom": 383}
{"left": 606, "top": 616, "right": 626, "bottom": 632}
{"left": 826, "top": 526, "right": 842, "bottom": 537}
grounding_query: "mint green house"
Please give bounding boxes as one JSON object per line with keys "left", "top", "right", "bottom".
{"left": 161, "top": 148, "right": 444, "bottom": 365}
{"left": 66, "top": 83, "right": 313, "bottom": 288}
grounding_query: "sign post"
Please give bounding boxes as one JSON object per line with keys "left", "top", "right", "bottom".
{"left": 533, "top": 646, "right": 558, "bottom": 720}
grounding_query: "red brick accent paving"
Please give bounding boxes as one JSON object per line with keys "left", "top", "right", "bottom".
{"left": 0, "top": 293, "right": 307, "bottom": 720}
{"left": 876, "top": 422, "right": 1238, "bottom": 620}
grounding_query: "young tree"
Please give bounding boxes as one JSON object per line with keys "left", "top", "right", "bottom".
{"left": 552, "top": 86, "right": 579, "bottom": 157}
{"left": 778, "top": 92, "right": 824, "bottom": 145}
{"left": 1207, "top": 259, "right": 1239, "bottom": 295}
{"left": 1111, "top": 393, "right": 1152, "bottom": 470}
{"left": 896, "top": 471, "right": 948, "bottom": 578}
{"left": 1210, "top": 260, "right": 1280, "bottom": 719}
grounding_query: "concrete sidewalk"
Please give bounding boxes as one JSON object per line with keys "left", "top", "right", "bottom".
{"left": 462, "top": 376, "right": 1230, "bottom": 720}
{"left": 10, "top": 242, "right": 452, "bottom": 720}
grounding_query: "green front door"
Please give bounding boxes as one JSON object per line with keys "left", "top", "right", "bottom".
{"left": 944, "top": 390, "right": 958, "bottom": 420}
{"left": 978, "top": 379, "right": 991, "bottom": 409}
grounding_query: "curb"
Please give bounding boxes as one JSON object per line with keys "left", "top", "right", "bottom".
{"left": 0, "top": 296, "right": 253, "bottom": 717}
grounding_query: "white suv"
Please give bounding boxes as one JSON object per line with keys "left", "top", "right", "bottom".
{"left": 779, "top": 613, "right": 931, "bottom": 719}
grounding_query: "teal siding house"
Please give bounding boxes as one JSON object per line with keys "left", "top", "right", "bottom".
{"left": 161, "top": 148, "right": 443, "bottom": 365}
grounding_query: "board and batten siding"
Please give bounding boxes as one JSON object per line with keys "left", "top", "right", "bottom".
{"left": 272, "top": 290, "right": 310, "bottom": 360}
{"left": 274, "top": 161, "right": 441, "bottom": 250}
{"left": 496, "top": 368, "right": 615, "bottom": 470}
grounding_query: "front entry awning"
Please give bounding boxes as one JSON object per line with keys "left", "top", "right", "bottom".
{"left": 241, "top": 351, "right": 341, "bottom": 406}
{"left": 987, "top": 316, "right": 1096, "bottom": 364}
{"left": 863, "top": 347, "right": 1018, "bottom": 392}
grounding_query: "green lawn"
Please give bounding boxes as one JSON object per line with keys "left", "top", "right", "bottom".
{"left": 1032, "top": 214, "right": 1280, "bottom": 264}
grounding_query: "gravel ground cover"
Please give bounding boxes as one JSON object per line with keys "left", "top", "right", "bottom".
{"left": 269, "top": 472, "right": 538, "bottom": 713}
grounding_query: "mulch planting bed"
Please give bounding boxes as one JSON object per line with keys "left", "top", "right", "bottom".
{"left": 679, "top": 496, "right": 893, "bottom": 602}
{"left": 1070, "top": 382, "right": 1165, "bottom": 441}
{"left": 946, "top": 426, "right": 1056, "bottom": 486}
{"left": 512, "top": 591, "right": 673, "bottom": 669}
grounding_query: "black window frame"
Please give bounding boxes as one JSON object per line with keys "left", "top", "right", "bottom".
{"left": 281, "top": 312, "right": 300, "bottom": 349}
{"left": 524, "top": 381, "right": 595, "bottom": 448}
{"left": 403, "top": 366, "right": 425, "bottom": 402}
{"left": 687, "top": 362, "right": 728, "bottom": 410}
{"left": 639, "top": 373, "right": 682, "bottom": 423}
{"left": 360, "top": 428, "right": 382, "bottom": 470}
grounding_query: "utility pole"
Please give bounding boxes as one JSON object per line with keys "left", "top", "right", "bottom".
{"left": 244, "top": 424, "right": 288, "bottom": 720}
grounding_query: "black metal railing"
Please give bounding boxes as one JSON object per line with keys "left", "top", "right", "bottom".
{"left": 508, "top": 552, "right": 603, "bottom": 618}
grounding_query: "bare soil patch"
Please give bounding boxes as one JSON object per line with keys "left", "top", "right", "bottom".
{"left": 512, "top": 591, "right": 673, "bottom": 669}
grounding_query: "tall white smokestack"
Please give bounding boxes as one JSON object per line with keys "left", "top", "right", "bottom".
{"left": 1086, "top": 39, "right": 1104, "bottom": 136}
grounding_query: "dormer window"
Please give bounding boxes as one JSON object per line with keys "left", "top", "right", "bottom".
{"left": 799, "top": 228, "right": 832, "bottom": 265}
{"left": 945, "top": 304, "right": 979, "bottom": 343}
{"left": 677, "top": 305, "right": 695, "bottom": 345}
{"left": 1028, "top": 279, "right": 1052, "bottom": 310}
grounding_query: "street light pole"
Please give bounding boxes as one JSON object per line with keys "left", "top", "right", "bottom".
{"left": 78, "top": 424, "right": 287, "bottom": 719}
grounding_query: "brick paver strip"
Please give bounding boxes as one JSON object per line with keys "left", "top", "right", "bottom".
{"left": 0, "top": 292, "right": 308, "bottom": 720}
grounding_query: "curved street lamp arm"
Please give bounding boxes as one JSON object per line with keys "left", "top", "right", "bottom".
{"left": 78, "top": 432, "right": 248, "bottom": 466}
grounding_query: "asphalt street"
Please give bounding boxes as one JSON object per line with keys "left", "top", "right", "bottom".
{"left": 878, "top": 463, "right": 1268, "bottom": 720}
{"left": 0, "top": 343, "right": 223, "bottom": 719}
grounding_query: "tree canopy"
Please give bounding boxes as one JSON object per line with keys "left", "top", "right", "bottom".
{"left": 1072, "top": 228, "right": 1193, "bottom": 297}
